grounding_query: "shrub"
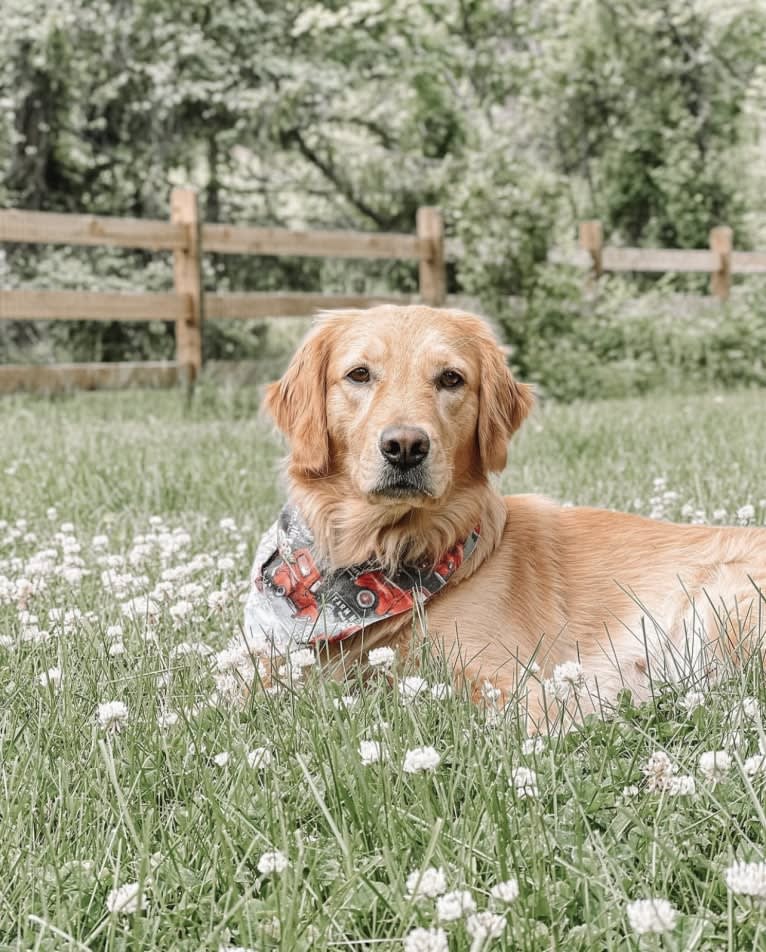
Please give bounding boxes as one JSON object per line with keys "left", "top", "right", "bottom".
{"left": 495, "top": 268, "right": 766, "bottom": 401}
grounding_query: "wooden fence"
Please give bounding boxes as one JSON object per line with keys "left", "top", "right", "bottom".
{"left": 567, "top": 221, "right": 766, "bottom": 298}
{"left": 5, "top": 197, "right": 766, "bottom": 394}
{"left": 0, "top": 189, "right": 448, "bottom": 393}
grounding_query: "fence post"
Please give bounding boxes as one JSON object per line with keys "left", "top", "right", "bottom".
{"left": 171, "top": 187, "right": 203, "bottom": 383}
{"left": 579, "top": 220, "right": 603, "bottom": 279}
{"left": 417, "top": 207, "right": 446, "bottom": 306}
{"left": 709, "top": 225, "right": 732, "bottom": 300}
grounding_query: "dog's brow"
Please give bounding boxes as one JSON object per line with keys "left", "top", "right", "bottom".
{"left": 449, "top": 333, "right": 481, "bottom": 353}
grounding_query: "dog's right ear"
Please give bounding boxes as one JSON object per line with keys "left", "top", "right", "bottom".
{"left": 263, "top": 326, "right": 329, "bottom": 478}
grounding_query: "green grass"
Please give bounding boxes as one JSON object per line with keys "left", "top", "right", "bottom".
{"left": 1, "top": 385, "right": 765, "bottom": 950}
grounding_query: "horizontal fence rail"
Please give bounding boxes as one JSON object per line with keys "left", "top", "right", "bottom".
{"left": 0, "top": 189, "right": 450, "bottom": 393}
{"left": 602, "top": 248, "right": 718, "bottom": 273}
{"left": 0, "top": 289, "right": 190, "bottom": 322}
{"left": 567, "top": 220, "right": 766, "bottom": 299}
{"left": 0, "top": 209, "right": 189, "bottom": 251}
{"left": 202, "top": 223, "right": 421, "bottom": 260}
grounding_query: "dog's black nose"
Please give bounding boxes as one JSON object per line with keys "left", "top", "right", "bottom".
{"left": 379, "top": 426, "right": 430, "bottom": 470}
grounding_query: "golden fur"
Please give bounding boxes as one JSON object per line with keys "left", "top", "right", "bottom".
{"left": 264, "top": 305, "right": 766, "bottom": 722}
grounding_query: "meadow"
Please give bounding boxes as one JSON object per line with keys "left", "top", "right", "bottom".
{"left": 1, "top": 383, "right": 765, "bottom": 951}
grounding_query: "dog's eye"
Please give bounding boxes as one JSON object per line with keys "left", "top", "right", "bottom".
{"left": 346, "top": 367, "right": 371, "bottom": 383}
{"left": 438, "top": 369, "right": 464, "bottom": 390}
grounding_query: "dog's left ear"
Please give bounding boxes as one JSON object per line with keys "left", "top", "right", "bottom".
{"left": 263, "top": 325, "right": 330, "bottom": 478}
{"left": 477, "top": 343, "right": 534, "bottom": 473}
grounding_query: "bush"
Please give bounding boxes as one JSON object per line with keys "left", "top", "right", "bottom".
{"left": 495, "top": 268, "right": 766, "bottom": 401}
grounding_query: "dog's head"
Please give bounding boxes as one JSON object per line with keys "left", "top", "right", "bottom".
{"left": 264, "top": 306, "right": 533, "bottom": 504}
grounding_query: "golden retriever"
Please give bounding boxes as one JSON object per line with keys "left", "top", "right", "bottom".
{"left": 262, "top": 304, "right": 766, "bottom": 721}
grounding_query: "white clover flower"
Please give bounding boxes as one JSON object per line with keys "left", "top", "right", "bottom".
{"left": 430, "top": 682, "right": 453, "bottom": 700}
{"left": 642, "top": 751, "right": 677, "bottom": 792}
{"left": 257, "top": 850, "right": 289, "bottom": 875}
{"left": 106, "top": 624, "right": 123, "bottom": 640}
{"left": 405, "top": 866, "right": 447, "bottom": 899}
{"left": 38, "top": 667, "right": 62, "bottom": 689}
{"left": 490, "top": 879, "right": 519, "bottom": 903}
{"left": 106, "top": 881, "right": 147, "bottom": 915}
{"left": 744, "top": 754, "right": 766, "bottom": 776}
{"left": 680, "top": 689, "right": 705, "bottom": 715}
{"left": 217, "top": 556, "right": 236, "bottom": 572}
{"left": 367, "top": 646, "right": 396, "bottom": 669}
{"left": 436, "top": 889, "right": 476, "bottom": 921}
{"left": 712, "top": 508, "right": 727, "bottom": 522}
{"left": 549, "top": 661, "right": 586, "bottom": 701}
{"left": 246, "top": 747, "right": 272, "bottom": 769}
{"left": 737, "top": 504, "right": 755, "bottom": 525}
{"left": 359, "top": 740, "right": 384, "bottom": 766}
{"left": 699, "top": 750, "right": 731, "bottom": 784}
{"left": 109, "top": 642, "right": 126, "bottom": 657}
{"left": 481, "top": 680, "right": 501, "bottom": 704}
{"left": 466, "top": 911, "right": 506, "bottom": 940}
{"left": 288, "top": 648, "right": 316, "bottom": 670}
{"left": 97, "top": 700, "right": 129, "bottom": 732}
{"left": 621, "top": 785, "right": 640, "bottom": 800}
{"left": 403, "top": 927, "right": 449, "bottom": 952}
{"left": 120, "top": 595, "right": 159, "bottom": 622}
{"left": 626, "top": 898, "right": 678, "bottom": 934}
{"left": 157, "top": 711, "right": 179, "bottom": 729}
{"left": 207, "top": 590, "right": 229, "bottom": 611}
{"left": 510, "top": 766, "right": 539, "bottom": 798}
{"left": 403, "top": 746, "right": 441, "bottom": 773}
{"left": 399, "top": 675, "right": 428, "bottom": 700}
{"left": 169, "top": 599, "right": 194, "bottom": 622}
{"left": 666, "top": 774, "right": 696, "bottom": 796}
{"left": 526, "top": 660, "right": 541, "bottom": 675}
{"left": 213, "top": 751, "right": 230, "bottom": 767}
{"left": 724, "top": 860, "right": 766, "bottom": 899}
{"left": 522, "top": 737, "right": 545, "bottom": 755}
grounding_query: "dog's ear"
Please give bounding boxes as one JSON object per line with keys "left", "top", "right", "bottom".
{"left": 477, "top": 341, "right": 534, "bottom": 473}
{"left": 263, "top": 326, "right": 329, "bottom": 477}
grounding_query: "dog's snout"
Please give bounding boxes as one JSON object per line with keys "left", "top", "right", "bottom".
{"left": 379, "top": 426, "right": 430, "bottom": 470}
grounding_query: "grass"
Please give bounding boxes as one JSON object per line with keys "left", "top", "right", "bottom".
{"left": 1, "top": 384, "right": 765, "bottom": 950}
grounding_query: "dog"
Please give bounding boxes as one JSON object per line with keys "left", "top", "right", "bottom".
{"left": 251, "top": 304, "right": 766, "bottom": 722}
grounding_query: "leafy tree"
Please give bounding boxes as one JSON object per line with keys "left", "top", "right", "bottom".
{"left": 545, "top": 0, "right": 766, "bottom": 247}
{"left": 1, "top": 0, "right": 764, "bottom": 368}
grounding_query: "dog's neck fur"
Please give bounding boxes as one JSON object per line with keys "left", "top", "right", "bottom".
{"left": 288, "top": 475, "right": 507, "bottom": 578}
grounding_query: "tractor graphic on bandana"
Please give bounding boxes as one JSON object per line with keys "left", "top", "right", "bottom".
{"left": 247, "top": 505, "right": 480, "bottom": 649}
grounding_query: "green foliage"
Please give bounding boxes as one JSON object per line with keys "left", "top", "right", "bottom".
{"left": 547, "top": 0, "right": 766, "bottom": 247}
{"left": 498, "top": 270, "right": 766, "bottom": 401}
{"left": 452, "top": 148, "right": 563, "bottom": 302}
{"left": 1, "top": 0, "right": 766, "bottom": 394}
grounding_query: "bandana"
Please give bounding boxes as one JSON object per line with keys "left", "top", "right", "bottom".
{"left": 245, "top": 505, "right": 480, "bottom": 650}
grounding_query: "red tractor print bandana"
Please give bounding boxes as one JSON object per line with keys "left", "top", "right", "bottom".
{"left": 245, "top": 505, "right": 480, "bottom": 651}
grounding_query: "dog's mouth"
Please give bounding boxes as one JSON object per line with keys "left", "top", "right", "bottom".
{"left": 370, "top": 469, "right": 434, "bottom": 500}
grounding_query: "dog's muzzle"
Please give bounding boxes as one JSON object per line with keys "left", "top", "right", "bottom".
{"left": 374, "top": 425, "right": 432, "bottom": 497}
